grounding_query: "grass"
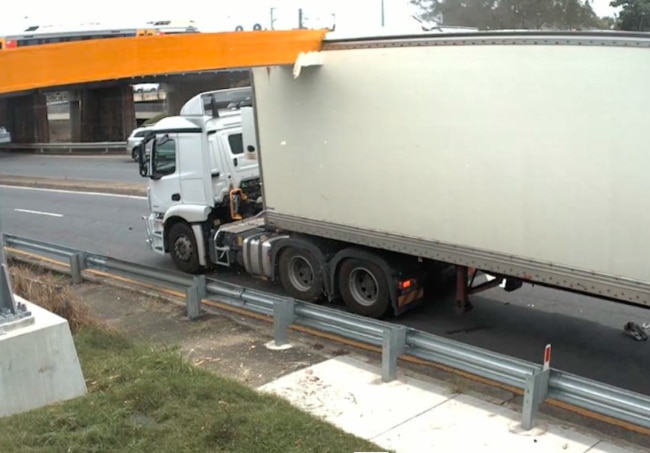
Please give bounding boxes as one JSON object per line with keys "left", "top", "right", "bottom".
{"left": 1, "top": 264, "right": 385, "bottom": 453}
{"left": 8, "top": 264, "right": 97, "bottom": 333}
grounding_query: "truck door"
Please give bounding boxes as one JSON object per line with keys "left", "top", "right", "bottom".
{"left": 208, "top": 133, "right": 230, "bottom": 204}
{"left": 148, "top": 133, "right": 182, "bottom": 213}
{"left": 218, "top": 127, "right": 259, "bottom": 188}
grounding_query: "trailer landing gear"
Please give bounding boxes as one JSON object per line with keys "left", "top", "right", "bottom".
{"left": 454, "top": 265, "right": 523, "bottom": 314}
{"left": 455, "top": 265, "right": 474, "bottom": 314}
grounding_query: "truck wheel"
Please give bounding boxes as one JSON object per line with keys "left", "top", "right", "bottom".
{"left": 338, "top": 259, "right": 390, "bottom": 318}
{"left": 168, "top": 222, "right": 201, "bottom": 274}
{"left": 278, "top": 248, "right": 324, "bottom": 302}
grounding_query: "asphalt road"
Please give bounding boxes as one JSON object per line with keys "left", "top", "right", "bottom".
{"left": 0, "top": 151, "right": 141, "bottom": 184}
{"left": 1, "top": 184, "right": 649, "bottom": 397}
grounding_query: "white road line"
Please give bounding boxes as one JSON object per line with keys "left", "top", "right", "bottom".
{"left": 0, "top": 184, "right": 147, "bottom": 200}
{"left": 14, "top": 208, "right": 63, "bottom": 218}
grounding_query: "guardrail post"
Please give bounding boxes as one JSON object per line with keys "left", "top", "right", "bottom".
{"left": 186, "top": 275, "right": 206, "bottom": 320}
{"left": 382, "top": 325, "right": 407, "bottom": 382}
{"left": 69, "top": 252, "right": 85, "bottom": 285}
{"left": 273, "top": 297, "right": 295, "bottom": 348}
{"left": 0, "top": 232, "right": 7, "bottom": 266}
{"left": 522, "top": 344, "right": 552, "bottom": 430}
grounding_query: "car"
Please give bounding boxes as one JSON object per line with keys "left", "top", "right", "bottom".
{"left": 0, "top": 127, "right": 11, "bottom": 144}
{"left": 126, "top": 126, "right": 153, "bottom": 161}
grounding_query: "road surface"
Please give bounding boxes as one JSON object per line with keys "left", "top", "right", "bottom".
{"left": 1, "top": 184, "right": 648, "bottom": 397}
{"left": 0, "top": 151, "right": 140, "bottom": 184}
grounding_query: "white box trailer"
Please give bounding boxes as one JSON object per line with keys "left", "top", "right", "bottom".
{"left": 141, "top": 31, "right": 650, "bottom": 318}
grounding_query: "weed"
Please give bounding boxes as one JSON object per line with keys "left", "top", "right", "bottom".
{"left": 8, "top": 264, "right": 97, "bottom": 333}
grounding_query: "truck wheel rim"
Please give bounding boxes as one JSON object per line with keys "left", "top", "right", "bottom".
{"left": 348, "top": 268, "right": 378, "bottom": 307}
{"left": 288, "top": 256, "right": 314, "bottom": 292}
{"left": 174, "top": 236, "right": 193, "bottom": 261}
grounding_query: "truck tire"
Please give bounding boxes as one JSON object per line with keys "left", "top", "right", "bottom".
{"left": 338, "top": 258, "right": 390, "bottom": 318}
{"left": 168, "top": 222, "right": 201, "bottom": 274}
{"left": 278, "top": 247, "right": 324, "bottom": 302}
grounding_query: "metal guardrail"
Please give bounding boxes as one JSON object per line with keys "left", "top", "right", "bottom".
{"left": 3, "top": 233, "right": 650, "bottom": 433}
{"left": 0, "top": 142, "right": 126, "bottom": 155}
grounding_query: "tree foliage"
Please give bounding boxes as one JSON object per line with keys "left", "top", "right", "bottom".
{"left": 411, "top": 0, "right": 608, "bottom": 30}
{"left": 610, "top": 0, "right": 650, "bottom": 30}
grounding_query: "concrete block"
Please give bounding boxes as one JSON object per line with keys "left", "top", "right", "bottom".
{"left": 0, "top": 295, "right": 87, "bottom": 418}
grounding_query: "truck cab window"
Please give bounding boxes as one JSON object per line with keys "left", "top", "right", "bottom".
{"left": 228, "top": 133, "right": 244, "bottom": 155}
{"left": 153, "top": 137, "right": 176, "bottom": 176}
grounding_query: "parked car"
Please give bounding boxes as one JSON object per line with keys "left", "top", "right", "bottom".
{"left": 0, "top": 127, "right": 11, "bottom": 144}
{"left": 127, "top": 126, "right": 153, "bottom": 161}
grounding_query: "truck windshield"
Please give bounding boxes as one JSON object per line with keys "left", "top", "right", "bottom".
{"left": 153, "top": 138, "right": 176, "bottom": 176}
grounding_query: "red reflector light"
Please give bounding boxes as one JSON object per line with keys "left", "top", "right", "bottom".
{"left": 399, "top": 279, "right": 415, "bottom": 290}
{"left": 6, "top": 40, "right": 17, "bottom": 48}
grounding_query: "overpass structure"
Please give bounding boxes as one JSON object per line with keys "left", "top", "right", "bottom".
{"left": 0, "top": 30, "right": 326, "bottom": 143}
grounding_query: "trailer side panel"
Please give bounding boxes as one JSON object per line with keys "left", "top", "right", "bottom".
{"left": 252, "top": 36, "right": 650, "bottom": 306}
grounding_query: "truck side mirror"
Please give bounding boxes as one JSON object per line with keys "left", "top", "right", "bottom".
{"left": 137, "top": 144, "right": 148, "bottom": 177}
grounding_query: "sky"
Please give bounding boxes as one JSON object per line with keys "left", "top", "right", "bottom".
{"left": 0, "top": 0, "right": 622, "bottom": 33}
{"left": 0, "top": 0, "right": 418, "bottom": 32}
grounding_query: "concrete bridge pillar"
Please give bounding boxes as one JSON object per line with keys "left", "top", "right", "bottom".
{"left": 68, "top": 93, "right": 81, "bottom": 143}
{"left": 0, "top": 100, "right": 5, "bottom": 132}
{"left": 75, "top": 84, "right": 136, "bottom": 142}
{"left": 0, "top": 94, "right": 49, "bottom": 143}
{"left": 162, "top": 71, "right": 251, "bottom": 115}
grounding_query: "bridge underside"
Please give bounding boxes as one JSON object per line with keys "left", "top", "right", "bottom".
{"left": 0, "top": 31, "right": 324, "bottom": 142}
{"left": 0, "top": 71, "right": 251, "bottom": 143}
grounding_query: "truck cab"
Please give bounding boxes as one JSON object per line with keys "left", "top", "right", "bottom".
{"left": 138, "top": 87, "right": 262, "bottom": 273}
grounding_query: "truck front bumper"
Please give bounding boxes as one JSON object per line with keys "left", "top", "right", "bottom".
{"left": 143, "top": 213, "right": 165, "bottom": 256}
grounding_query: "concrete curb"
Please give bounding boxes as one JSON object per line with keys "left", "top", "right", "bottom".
{"left": 0, "top": 148, "right": 126, "bottom": 156}
{"left": 0, "top": 176, "right": 147, "bottom": 197}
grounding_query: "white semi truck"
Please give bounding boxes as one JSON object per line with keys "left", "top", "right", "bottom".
{"left": 137, "top": 30, "right": 650, "bottom": 318}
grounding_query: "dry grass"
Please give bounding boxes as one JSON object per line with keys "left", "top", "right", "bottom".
{"left": 7, "top": 263, "right": 97, "bottom": 333}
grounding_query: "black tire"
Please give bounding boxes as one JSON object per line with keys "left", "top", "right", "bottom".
{"left": 338, "top": 258, "right": 390, "bottom": 318}
{"left": 168, "top": 222, "right": 202, "bottom": 274}
{"left": 278, "top": 247, "right": 324, "bottom": 302}
{"left": 131, "top": 148, "right": 137, "bottom": 161}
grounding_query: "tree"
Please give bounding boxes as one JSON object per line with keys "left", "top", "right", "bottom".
{"left": 610, "top": 0, "right": 650, "bottom": 30}
{"left": 410, "top": 0, "right": 609, "bottom": 30}
{"left": 411, "top": 0, "right": 495, "bottom": 29}
{"left": 600, "top": 15, "right": 617, "bottom": 29}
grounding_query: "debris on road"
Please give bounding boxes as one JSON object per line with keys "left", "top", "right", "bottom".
{"left": 623, "top": 322, "right": 648, "bottom": 342}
